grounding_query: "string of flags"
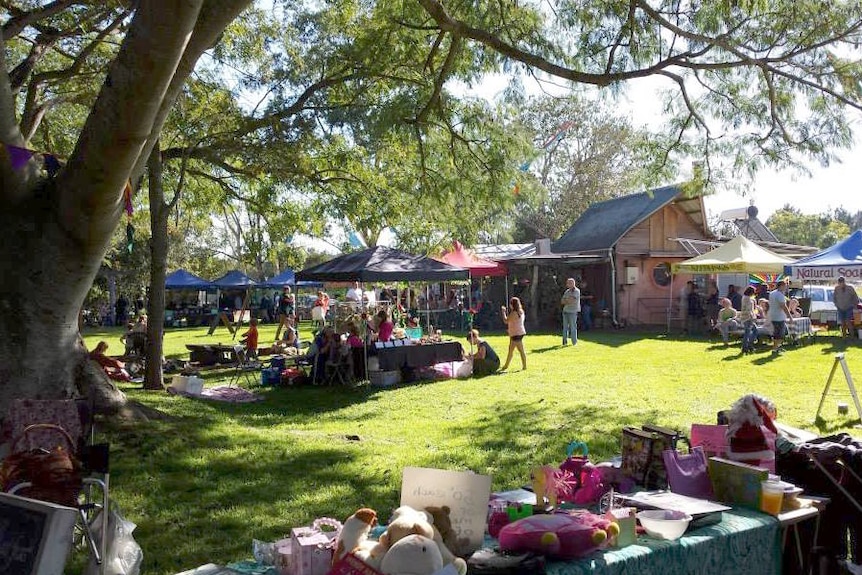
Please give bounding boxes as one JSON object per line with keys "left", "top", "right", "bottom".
{"left": 4, "top": 144, "right": 62, "bottom": 177}
{"left": 4, "top": 143, "right": 136, "bottom": 253}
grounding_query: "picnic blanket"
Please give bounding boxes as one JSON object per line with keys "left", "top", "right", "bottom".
{"left": 167, "top": 385, "right": 264, "bottom": 403}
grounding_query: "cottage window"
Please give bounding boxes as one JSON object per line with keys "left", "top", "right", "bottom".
{"left": 652, "top": 262, "right": 672, "bottom": 287}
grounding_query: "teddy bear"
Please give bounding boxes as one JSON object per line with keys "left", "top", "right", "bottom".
{"left": 424, "top": 506, "right": 469, "bottom": 559}
{"left": 379, "top": 506, "right": 467, "bottom": 575}
{"left": 379, "top": 534, "right": 443, "bottom": 575}
{"left": 352, "top": 539, "right": 388, "bottom": 571}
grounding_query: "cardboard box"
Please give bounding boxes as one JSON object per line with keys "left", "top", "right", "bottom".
{"left": 291, "top": 527, "right": 335, "bottom": 575}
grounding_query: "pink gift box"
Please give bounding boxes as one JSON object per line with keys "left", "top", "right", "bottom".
{"left": 291, "top": 527, "right": 335, "bottom": 575}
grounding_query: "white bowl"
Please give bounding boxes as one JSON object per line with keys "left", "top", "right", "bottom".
{"left": 637, "top": 510, "right": 692, "bottom": 541}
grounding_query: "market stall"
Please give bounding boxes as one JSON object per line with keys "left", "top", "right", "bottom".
{"left": 669, "top": 236, "right": 793, "bottom": 332}
{"left": 163, "top": 269, "right": 214, "bottom": 327}
{"left": 436, "top": 240, "right": 508, "bottom": 329}
{"left": 297, "top": 246, "right": 468, "bottom": 381}
{"left": 785, "top": 229, "right": 862, "bottom": 282}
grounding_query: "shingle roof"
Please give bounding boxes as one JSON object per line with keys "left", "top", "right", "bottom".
{"left": 551, "top": 185, "right": 682, "bottom": 253}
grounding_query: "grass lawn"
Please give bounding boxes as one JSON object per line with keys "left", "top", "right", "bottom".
{"left": 79, "top": 323, "right": 862, "bottom": 574}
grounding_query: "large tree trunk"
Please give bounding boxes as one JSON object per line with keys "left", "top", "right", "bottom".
{"left": 0, "top": 1, "right": 252, "bottom": 422}
{"left": 145, "top": 144, "right": 168, "bottom": 390}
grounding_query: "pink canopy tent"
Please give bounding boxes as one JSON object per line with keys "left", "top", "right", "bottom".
{"left": 437, "top": 241, "right": 508, "bottom": 277}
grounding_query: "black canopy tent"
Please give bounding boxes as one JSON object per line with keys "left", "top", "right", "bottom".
{"left": 296, "top": 246, "right": 469, "bottom": 283}
{"left": 298, "top": 246, "right": 469, "bottom": 379}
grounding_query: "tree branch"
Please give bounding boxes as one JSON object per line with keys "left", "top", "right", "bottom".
{"left": 2, "top": 0, "right": 80, "bottom": 39}
{"left": 58, "top": 0, "right": 205, "bottom": 253}
{"left": 128, "top": 0, "right": 252, "bottom": 186}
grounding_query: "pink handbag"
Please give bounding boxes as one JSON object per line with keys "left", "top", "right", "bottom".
{"left": 662, "top": 446, "right": 714, "bottom": 500}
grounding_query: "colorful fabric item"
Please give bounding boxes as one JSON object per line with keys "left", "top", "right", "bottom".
{"left": 5, "top": 145, "right": 35, "bottom": 170}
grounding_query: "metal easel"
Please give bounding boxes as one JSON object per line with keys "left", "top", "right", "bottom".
{"left": 815, "top": 353, "right": 862, "bottom": 425}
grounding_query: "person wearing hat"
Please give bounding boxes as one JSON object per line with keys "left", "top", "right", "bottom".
{"left": 834, "top": 276, "right": 860, "bottom": 338}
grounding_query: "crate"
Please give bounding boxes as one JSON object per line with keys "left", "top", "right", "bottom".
{"left": 369, "top": 370, "right": 400, "bottom": 387}
{"left": 171, "top": 374, "right": 189, "bottom": 392}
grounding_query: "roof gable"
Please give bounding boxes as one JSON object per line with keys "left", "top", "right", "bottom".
{"left": 552, "top": 185, "right": 682, "bottom": 253}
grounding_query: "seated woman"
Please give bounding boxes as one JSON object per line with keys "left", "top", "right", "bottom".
{"left": 788, "top": 297, "right": 804, "bottom": 318}
{"left": 89, "top": 341, "right": 132, "bottom": 382}
{"left": 717, "top": 298, "right": 741, "bottom": 344}
{"left": 464, "top": 329, "right": 500, "bottom": 377}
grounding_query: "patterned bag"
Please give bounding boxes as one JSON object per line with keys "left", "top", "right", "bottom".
{"left": 621, "top": 425, "right": 686, "bottom": 489}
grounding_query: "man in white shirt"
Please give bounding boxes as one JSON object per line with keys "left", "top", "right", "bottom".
{"left": 346, "top": 281, "right": 363, "bottom": 303}
{"left": 767, "top": 280, "right": 792, "bottom": 356}
{"left": 560, "top": 277, "right": 581, "bottom": 345}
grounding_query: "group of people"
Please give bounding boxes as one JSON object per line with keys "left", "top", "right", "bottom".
{"left": 461, "top": 296, "right": 528, "bottom": 375}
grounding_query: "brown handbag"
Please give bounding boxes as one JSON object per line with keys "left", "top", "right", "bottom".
{"left": 1, "top": 423, "right": 83, "bottom": 507}
{"left": 621, "top": 425, "right": 687, "bottom": 489}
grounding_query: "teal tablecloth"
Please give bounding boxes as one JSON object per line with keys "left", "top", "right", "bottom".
{"left": 490, "top": 508, "right": 781, "bottom": 575}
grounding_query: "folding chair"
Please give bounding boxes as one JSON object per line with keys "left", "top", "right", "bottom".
{"left": 1, "top": 398, "right": 110, "bottom": 575}
{"left": 324, "top": 344, "right": 353, "bottom": 386}
{"left": 229, "top": 347, "right": 262, "bottom": 388}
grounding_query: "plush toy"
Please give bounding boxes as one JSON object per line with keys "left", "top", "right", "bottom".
{"left": 379, "top": 506, "right": 467, "bottom": 575}
{"left": 497, "top": 511, "right": 619, "bottom": 560}
{"left": 380, "top": 534, "right": 443, "bottom": 575}
{"left": 353, "top": 539, "right": 388, "bottom": 570}
{"left": 335, "top": 508, "right": 378, "bottom": 562}
{"left": 378, "top": 506, "right": 435, "bottom": 547}
{"left": 424, "top": 505, "right": 468, "bottom": 558}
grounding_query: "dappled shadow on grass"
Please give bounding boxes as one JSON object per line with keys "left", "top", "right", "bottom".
{"left": 817, "top": 335, "right": 858, "bottom": 355}
{"left": 814, "top": 415, "right": 862, "bottom": 434}
{"left": 442, "top": 401, "right": 664, "bottom": 491}
{"left": 532, "top": 344, "right": 564, "bottom": 353}
{"left": 101, "top": 408, "right": 388, "bottom": 575}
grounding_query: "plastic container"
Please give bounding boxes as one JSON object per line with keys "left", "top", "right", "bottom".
{"left": 760, "top": 480, "right": 784, "bottom": 515}
{"left": 185, "top": 376, "right": 204, "bottom": 395}
{"left": 171, "top": 374, "right": 189, "bottom": 392}
{"left": 405, "top": 327, "right": 422, "bottom": 340}
{"left": 636, "top": 510, "right": 692, "bottom": 540}
{"left": 369, "top": 370, "right": 401, "bottom": 387}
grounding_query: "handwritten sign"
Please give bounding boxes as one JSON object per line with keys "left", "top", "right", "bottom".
{"left": 400, "top": 467, "right": 492, "bottom": 553}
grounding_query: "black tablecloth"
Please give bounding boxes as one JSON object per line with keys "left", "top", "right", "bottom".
{"left": 377, "top": 341, "right": 463, "bottom": 371}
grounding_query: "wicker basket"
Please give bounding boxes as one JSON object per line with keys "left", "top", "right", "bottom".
{"left": 0, "top": 423, "right": 83, "bottom": 507}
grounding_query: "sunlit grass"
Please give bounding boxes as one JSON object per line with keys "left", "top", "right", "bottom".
{"left": 78, "top": 324, "right": 862, "bottom": 574}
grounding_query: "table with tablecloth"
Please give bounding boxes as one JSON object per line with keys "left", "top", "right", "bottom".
{"left": 482, "top": 507, "right": 781, "bottom": 575}
{"left": 376, "top": 341, "right": 463, "bottom": 371}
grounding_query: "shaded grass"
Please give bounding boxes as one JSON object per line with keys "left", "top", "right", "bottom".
{"left": 78, "top": 324, "right": 862, "bottom": 574}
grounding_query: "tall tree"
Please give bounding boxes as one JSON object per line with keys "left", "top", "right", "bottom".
{"left": 766, "top": 205, "right": 850, "bottom": 248}
{"left": 0, "top": 0, "right": 252, "bottom": 418}
{"left": 417, "top": 0, "right": 862, "bottom": 185}
{"left": 511, "top": 95, "right": 660, "bottom": 240}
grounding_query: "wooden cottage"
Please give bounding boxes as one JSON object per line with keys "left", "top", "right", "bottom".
{"left": 547, "top": 184, "right": 712, "bottom": 327}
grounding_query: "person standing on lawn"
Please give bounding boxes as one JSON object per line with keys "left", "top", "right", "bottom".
{"left": 834, "top": 276, "right": 860, "bottom": 338}
{"left": 560, "top": 277, "right": 581, "bottom": 346}
{"left": 768, "top": 280, "right": 792, "bottom": 356}
{"left": 579, "top": 278, "right": 594, "bottom": 330}
{"left": 500, "top": 296, "right": 527, "bottom": 371}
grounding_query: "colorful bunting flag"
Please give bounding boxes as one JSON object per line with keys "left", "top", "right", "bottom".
{"left": 6, "top": 145, "right": 35, "bottom": 170}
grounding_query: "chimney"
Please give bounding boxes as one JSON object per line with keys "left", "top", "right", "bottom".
{"left": 535, "top": 238, "right": 551, "bottom": 255}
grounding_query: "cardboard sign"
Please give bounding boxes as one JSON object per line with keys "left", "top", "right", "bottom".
{"left": 400, "top": 467, "right": 492, "bottom": 553}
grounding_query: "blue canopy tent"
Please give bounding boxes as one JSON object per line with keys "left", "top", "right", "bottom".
{"left": 163, "top": 269, "right": 213, "bottom": 327}
{"left": 786, "top": 230, "right": 862, "bottom": 282}
{"left": 164, "top": 268, "right": 212, "bottom": 289}
{"left": 210, "top": 270, "right": 258, "bottom": 337}
{"left": 259, "top": 269, "right": 324, "bottom": 289}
